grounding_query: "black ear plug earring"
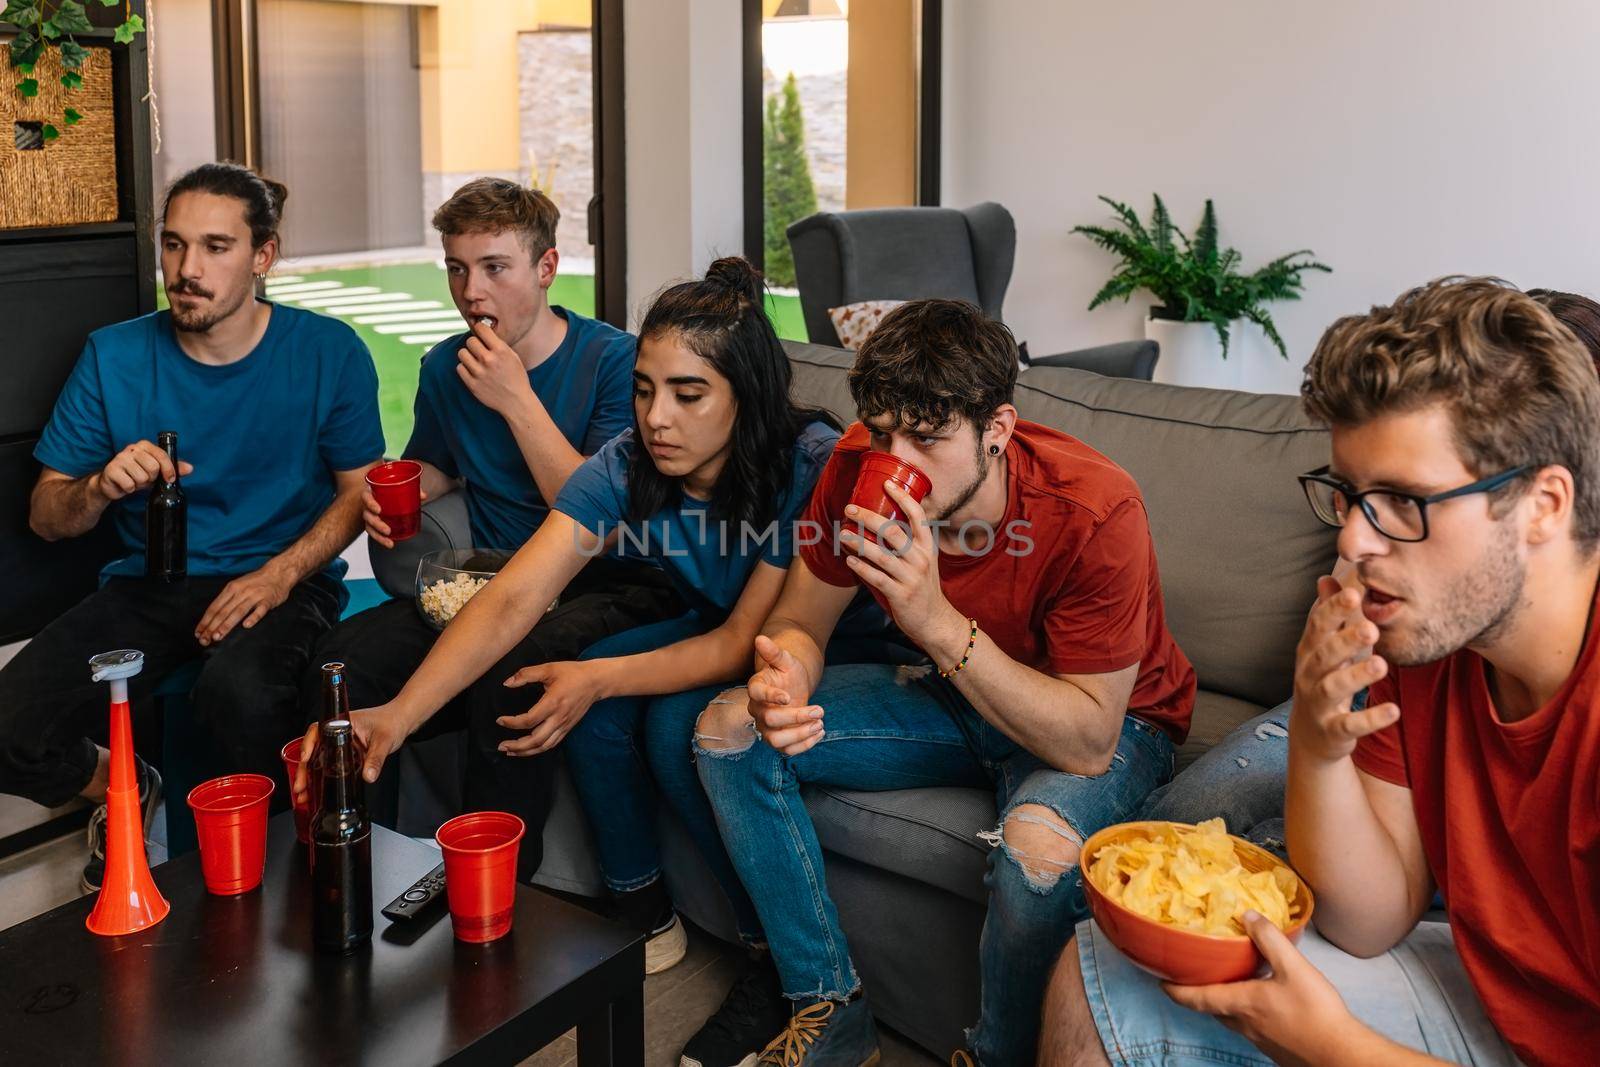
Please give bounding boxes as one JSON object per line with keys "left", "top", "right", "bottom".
{"left": 989, "top": 444, "right": 1000, "bottom": 456}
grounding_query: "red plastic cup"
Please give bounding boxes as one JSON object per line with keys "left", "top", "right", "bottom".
{"left": 436, "top": 811, "right": 525, "bottom": 943}
{"left": 280, "top": 737, "right": 315, "bottom": 844}
{"left": 366, "top": 459, "right": 422, "bottom": 541}
{"left": 187, "top": 774, "right": 276, "bottom": 895}
{"left": 849, "top": 452, "right": 933, "bottom": 540}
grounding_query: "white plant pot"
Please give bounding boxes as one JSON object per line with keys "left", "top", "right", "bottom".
{"left": 1146, "top": 317, "right": 1247, "bottom": 390}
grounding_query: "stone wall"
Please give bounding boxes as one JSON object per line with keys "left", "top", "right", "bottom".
{"left": 764, "top": 67, "right": 846, "bottom": 214}
{"left": 518, "top": 29, "right": 596, "bottom": 265}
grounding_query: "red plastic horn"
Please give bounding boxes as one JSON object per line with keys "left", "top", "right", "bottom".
{"left": 85, "top": 650, "right": 170, "bottom": 936}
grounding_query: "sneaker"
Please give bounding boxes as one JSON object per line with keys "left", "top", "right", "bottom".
{"left": 81, "top": 754, "right": 162, "bottom": 894}
{"left": 680, "top": 952, "right": 791, "bottom": 1067}
{"left": 647, "top": 911, "right": 689, "bottom": 975}
{"left": 756, "top": 998, "right": 879, "bottom": 1067}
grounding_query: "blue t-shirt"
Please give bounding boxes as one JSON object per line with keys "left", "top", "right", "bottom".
{"left": 34, "top": 304, "right": 385, "bottom": 591}
{"left": 555, "top": 421, "right": 840, "bottom": 617}
{"left": 403, "top": 307, "right": 636, "bottom": 550}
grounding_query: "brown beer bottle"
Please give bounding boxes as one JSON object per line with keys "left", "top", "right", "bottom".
{"left": 320, "top": 661, "right": 351, "bottom": 725}
{"left": 302, "top": 662, "right": 352, "bottom": 811}
{"left": 310, "top": 718, "right": 372, "bottom": 953}
{"left": 144, "top": 430, "right": 186, "bottom": 582}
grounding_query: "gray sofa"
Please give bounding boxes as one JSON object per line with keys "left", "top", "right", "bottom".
{"left": 376, "top": 339, "right": 1338, "bottom": 1058}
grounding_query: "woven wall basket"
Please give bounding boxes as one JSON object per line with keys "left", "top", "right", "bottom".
{"left": 0, "top": 40, "right": 118, "bottom": 229}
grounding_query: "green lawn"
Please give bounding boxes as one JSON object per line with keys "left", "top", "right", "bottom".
{"left": 162, "top": 262, "right": 807, "bottom": 453}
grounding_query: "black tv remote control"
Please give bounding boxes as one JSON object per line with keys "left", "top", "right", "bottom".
{"left": 382, "top": 862, "right": 447, "bottom": 922}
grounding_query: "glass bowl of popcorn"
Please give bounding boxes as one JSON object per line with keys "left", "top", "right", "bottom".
{"left": 415, "top": 549, "right": 512, "bottom": 631}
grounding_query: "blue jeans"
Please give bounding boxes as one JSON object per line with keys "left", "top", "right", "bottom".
{"left": 1139, "top": 702, "right": 1292, "bottom": 855}
{"left": 694, "top": 662, "right": 1175, "bottom": 1067}
{"left": 1140, "top": 693, "right": 1369, "bottom": 858}
{"left": 563, "top": 612, "right": 768, "bottom": 941}
{"left": 1076, "top": 919, "right": 1520, "bottom": 1066}
{"left": 564, "top": 615, "right": 919, "bottom": 945}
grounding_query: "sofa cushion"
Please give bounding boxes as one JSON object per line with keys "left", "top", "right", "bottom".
{"left": 806, "top": 784, "right": 994, "bottom": 905}
{"left": 1005, "top": 367, "right": 1335, "bottom": 709}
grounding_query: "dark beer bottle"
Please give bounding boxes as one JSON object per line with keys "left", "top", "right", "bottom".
{"left": 310, "top": 718, "right": 372, "bottom": 953}
{"left": 320, "top": 662, "right": 351, "bottom": 726}
{"left": 301, "top": 662, "right": 352, "bottom": 818}
{"left": 144, "top": 430, "right": 186, "bottom": 582}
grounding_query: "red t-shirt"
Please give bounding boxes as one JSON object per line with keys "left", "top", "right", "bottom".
{"left": 799, "top": 421, "right": 1195, "bottom": 742}
{"left": 1354, "top": 596, "right": 1600, "bottom": 1066}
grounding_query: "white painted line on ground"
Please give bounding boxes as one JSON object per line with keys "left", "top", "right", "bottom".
{"left": 372, "top": 319, "right": 466, "bottom": 334}
{"left": 345, "top": 302, "right": 450, "bottom": 318}
{"left": 315, "top": 296, "right": 422, "bottom": 314}
{"left": 264, "top": 280, "right": 344, "bottom": 296}
{"left": 282, "top": 288, "right": 385, "bottom": 307}
{"left": 400, "top": 331, "right": 461, "bottom": 344}
{"left": 263, "top": 274, "right": 304, "bottom": 286}
{"left": 353, "top": 310, "right": 463, "bottom": 326}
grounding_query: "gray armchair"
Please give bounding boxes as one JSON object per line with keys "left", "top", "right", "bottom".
{"left": 787, "top": 202, "right": 1016, "bottom": 345}
{"left": 1029, "top": 339, "right": 1160, "bottom": 380}
{"left": 786, "top": 203, "right": 1159, "bottom": 381}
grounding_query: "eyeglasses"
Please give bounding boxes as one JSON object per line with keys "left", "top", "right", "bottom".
{"left": 1298, "top": 465, "right": 1532, "bottom": 543}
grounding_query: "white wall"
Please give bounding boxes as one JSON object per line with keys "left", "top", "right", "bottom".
{"left": 942, "top": 0, "right": 1600, "bottom": 393}
{"left": 624, "top": 0, "right": 743, "bottom": 328}
{"left": 149, "top": 0, "right": 219, "bottom": 196}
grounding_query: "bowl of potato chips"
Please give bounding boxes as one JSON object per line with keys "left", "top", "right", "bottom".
{"left": 1080, "top": 818, "right": 1315, "bottom": 985}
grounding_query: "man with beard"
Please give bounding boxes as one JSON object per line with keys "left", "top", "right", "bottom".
{"left": 1041, "top": 277, "right": 1600, "bottom": 1067}
{"left": 680, "top": 300, "right": 1196, "bottom": 1067}
{"left": 2, "top": 163, "right": 383, "bottom": 891}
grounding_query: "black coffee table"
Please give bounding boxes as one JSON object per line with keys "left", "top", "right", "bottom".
{"left": 0, "top": 816, "right": 643, "bottom": 1066}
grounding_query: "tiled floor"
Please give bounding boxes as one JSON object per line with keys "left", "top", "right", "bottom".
{"left": 0, "top": 804, "right": 939, "bottom": 1067}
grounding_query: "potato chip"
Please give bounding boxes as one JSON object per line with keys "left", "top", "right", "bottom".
{"left": 1087, "top": 819, "right": 1301, "bottom": 936}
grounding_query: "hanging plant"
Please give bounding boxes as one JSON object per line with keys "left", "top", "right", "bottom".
{"left": 4, "top": 0, "right": 144, "bottom": 142}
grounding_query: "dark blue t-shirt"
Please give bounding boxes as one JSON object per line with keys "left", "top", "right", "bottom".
{"left": 34, "top": 304, "right": 385, "bottom": 592}
{"left": 555, "top": 421, "right": 839, "bottom": 616}
{"left": 403, "top": 307, "right": 636, "bottom": 550}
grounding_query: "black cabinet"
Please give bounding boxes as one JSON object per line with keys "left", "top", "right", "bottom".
{"left": 0, "top": 4, "right": 153, "bottom": 644}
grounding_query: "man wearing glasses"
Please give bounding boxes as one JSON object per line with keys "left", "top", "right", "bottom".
{"left": 1039, "top": 276, "right": 1600, "bottom": 1067}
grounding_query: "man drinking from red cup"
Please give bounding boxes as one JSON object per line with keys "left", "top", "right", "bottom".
{"left": 684, "top": 300, "right": 1196, "bottom": 1067}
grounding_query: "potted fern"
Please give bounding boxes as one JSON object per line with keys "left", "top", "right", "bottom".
{"left": 1072, "top": 195, "right": 1330, "bottom": 389}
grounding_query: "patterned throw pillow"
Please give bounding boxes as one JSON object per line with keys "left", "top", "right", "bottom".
{"left": 827, "top": 299, "right": 906, "bottom": 350}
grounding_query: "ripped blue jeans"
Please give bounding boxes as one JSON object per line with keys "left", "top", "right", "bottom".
{"left": 694, "top": 662, "right": 1174, "bottom": 1067}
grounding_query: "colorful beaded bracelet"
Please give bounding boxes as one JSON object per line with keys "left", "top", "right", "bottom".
{"left": 940, "top": 618, "right": 980, "bottom": 678}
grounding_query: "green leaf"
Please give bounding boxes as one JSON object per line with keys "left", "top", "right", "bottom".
{"left": 100, "top": 0, "right": 122, "bottom": 6}
{"left": 17, "top": 76, "right": 39, "bottom": 97}
{"left": 60, "top": 71, "right": 83, "bottom": 89}
{"left": 113, "top": 14, "right": 145, "bottom": 44}
{"left": 59, "top": 38, "right": 90, "bottom": 70}
{"left": 41, "top": 122, "right": 59, "bottom": 140}
{"left": 52, "top": 1, "right": 95, "bottom": 34}
{"left": 40, "top": 17, "right": 61, "bottom": 40}
{"left": 4, "top": 1, "right": 42, "bottom": 30}
{"left": 63, "top": 106, "right": 82, "bottom": 125}
{"left": 9, "top": 33, "right": 43, "bottom": 70}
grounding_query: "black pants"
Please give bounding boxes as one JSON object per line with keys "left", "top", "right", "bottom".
{"left": 308, "top": 557, "right": 684, "bottom": 881}
{"left": 0, "top": 574, "right": 343, "bottom": 808}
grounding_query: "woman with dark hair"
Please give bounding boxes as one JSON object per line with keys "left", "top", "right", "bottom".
{"left": 1528, "top": 288, "right": 1600, "bottom": 369}
{"left": 307, "top": 257, "right": 886, "bottom": 973}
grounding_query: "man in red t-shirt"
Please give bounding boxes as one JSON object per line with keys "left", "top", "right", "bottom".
{"left": 681, "top": 300, "right": 1195, "bottom": 1067}
{"left": 1041, "top": 277, "right": 1600, "bottom": 1067}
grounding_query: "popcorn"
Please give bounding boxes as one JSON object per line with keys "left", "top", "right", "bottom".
{"left": 419, "top": 572, "right": 490, "bottom": 627}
